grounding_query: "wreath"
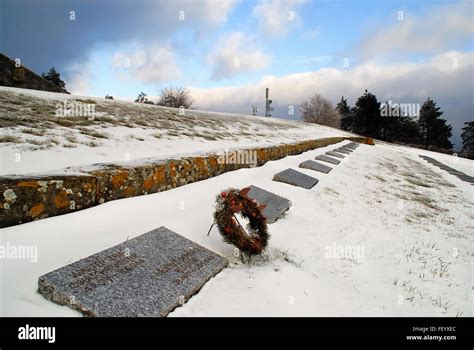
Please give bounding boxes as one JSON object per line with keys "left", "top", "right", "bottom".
{"left": 211, "top": 187, "right": 269, "bottom": 256}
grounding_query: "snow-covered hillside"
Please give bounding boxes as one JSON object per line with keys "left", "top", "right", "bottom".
{"left": 0, "top": 87, "right": 352, "bottom": 176}
{"left": 1, "top": 140, "right": 472, "bottom": 317}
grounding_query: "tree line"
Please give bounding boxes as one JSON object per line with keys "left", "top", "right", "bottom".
{"left": 301, "top": 90, "right": 473, "bottom": 156}
{"left": 40, "top": 66, "right": 473, "bottom": 157}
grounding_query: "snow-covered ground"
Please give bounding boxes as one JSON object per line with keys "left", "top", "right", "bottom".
{"left": 1, "top": 140, "right": 472, "bottom": 317}
{"left": 0, "top": 86, "right": 352, "bottom": 176}
{"left": 381, "top": 141, "right": 474, "bottom": 177}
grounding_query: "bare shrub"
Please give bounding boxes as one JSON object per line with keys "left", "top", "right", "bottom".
{"left": 300, "top": 93, "right": 341, "bottom": 128}
{"left": 157, "top": 87, "right": 194, "bottom": 109}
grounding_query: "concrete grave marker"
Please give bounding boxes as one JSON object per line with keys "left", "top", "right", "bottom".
{"left": 326, "top": 151, "right": 345, "bottom": 159}
{"left": 38, "top": 227, "right": 228, "bottom": 317}
{"left": 419, "top": 155, "right": 474, "bottom": 184}
{"left": 299, "top": 160, "right": 332, "bottom": 174}
{"left": 334, "top": 148, "right": 351, "bottom": 154}
{"left": 273, "top": 168, "right": 318, "bottom": 189}
{"left": 315, "top": 154, "right": 341, "bottom": 165}
{"left": 341, "top": 146, "right": 355, "bottom": 151}
{"left": 247, "top": 185, "right": 291, "bottom": 223}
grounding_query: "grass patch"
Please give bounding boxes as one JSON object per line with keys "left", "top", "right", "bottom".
{"left": 46, "top": 137, "right": 60, "bottom": 145}
{"left": 406, "top": 177, "right": 433, "bottom": 188}
{"left": 84, "top": 141, "right": 100, "bottom": 147}
{"left": 21, "top": 128, "right": 47, "bottom": 137}
{"left": 25, "top": 138, "right": 47, "bottom": 146}
{"left": 64, "top": 134, "right": 78, "bottom": 143}
{"left": 0, "top": 135, "right": 21, "bottom": 143}
{"left": 79, "top": 129, "right": 109, "bottom": 139}
{"left": 76, "top": 98, "right": 96, "bottom": 104}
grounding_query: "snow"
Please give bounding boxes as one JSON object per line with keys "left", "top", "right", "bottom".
{"left": 1, "top": 140, "right": 472, "bottom": 317}
{"left": 376, "top": 141, "right": 474, "bottom": 177}
{"left": 0, "top": 86, "right": 352, "bottom": 176}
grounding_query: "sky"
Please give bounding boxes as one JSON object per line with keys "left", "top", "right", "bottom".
{"left": 1, "top": 0, "right": 473, "bottom": 148}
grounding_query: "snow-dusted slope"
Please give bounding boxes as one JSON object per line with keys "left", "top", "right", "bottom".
{"left": 0, "top": 87, "right": 352, "bottom": 176}
{"left": 1, "top": 140, "right": 472, "bottom": 317}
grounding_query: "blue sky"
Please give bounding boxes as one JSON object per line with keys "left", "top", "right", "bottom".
{"left": 1, "top": 0, "right": 473, "bottom": 147}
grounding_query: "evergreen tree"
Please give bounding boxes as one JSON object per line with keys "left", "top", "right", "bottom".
{"left": 351, "top": 90, "right": 382, "bottom": 138}
{"left": 386, "top": 116, "right": 422, "bottom": 144}
{"left": 41, "top": 67, "right": 66, "bottom": 89}
{"left": 418, "top": 98, "right": 453, "bottom": 149}
{"left": 337, "top": 96, "right": 352, "bottom": 131}
{"left": 135, "top": 92, "right": 153, "bottom": 104}
{"left": 461, "top": 121, "right": 474, "bottom": 151}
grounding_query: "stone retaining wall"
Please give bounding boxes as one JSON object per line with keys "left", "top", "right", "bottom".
{"left": 0, "top": 136, "right": 372, "bottom": 228}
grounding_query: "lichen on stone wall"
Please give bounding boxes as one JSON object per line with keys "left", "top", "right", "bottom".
{"left": 0, "top": 137, "right": 372, "bottom": 228}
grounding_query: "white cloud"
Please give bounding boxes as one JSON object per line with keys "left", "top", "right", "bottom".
{"left": 361, "top": 0, "right": 473, "bottom": 58}
{"left": 112, "top": 46, "right": 181, "bottom": 84}
{"left": 189, "top": 51, "right": 474, "bottom": 145}
{"left": 195, "top": 0, "right": 240, "bottom": 26}
{"left": 165, "top": 0, "right": 239, "bottom": 27}
{"left": 66, "top": 62, "right": 91, "bottom": 95}
{"left": 207, "top": 32, "right": 271, "bottom": 79}
{"left": 252, "top": 0, "right": 306, "bottom": 37}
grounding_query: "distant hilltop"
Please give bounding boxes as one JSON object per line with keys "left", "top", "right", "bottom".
{"left": 0, "top": 53, "right": 68, "bottom": 94}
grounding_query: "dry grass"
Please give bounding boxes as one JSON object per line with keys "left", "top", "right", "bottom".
{"left": 78, "top": 128, "right": 109, "bottom": 139}
{"left": 0, "top": 135, "right": 21, "bottom": 143}
{"left": 0, "top": 89, "right": 305, "bottom": 150}
{"left": 21, "top": 128, "right": 47, "bottom": 136}
{"left": 25, "top": 138, "right": 46, "bottom": 146}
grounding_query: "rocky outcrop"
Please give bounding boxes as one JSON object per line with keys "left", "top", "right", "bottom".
{"left": 0, "top": 137, "right": 373, "bottom": 228}
{"left": 0, "top": 53, "right": 68, "bottom": 93}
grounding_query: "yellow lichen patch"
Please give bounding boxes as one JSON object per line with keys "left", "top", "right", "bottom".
{"left": 366, "top": 137, "right": 375, "bottom": 145}
{"left": 168, "top": 162, "right": 177, "bottom": 179}
{"left": 82, "top": 182, "right": 93, "bottom": 193}
{"left": 194, "top": 157, "right": 208, "bottom": 177}
{"left": 17, "top": 181, "right": 40, "bottom": 188}
{"left": 257, "top": 149, "right": 267, "bottom": 163}
{"left": 30, "top": 203, "right": 45, "bottom": 218}
{"left": 53, "top": 190, "right": 69, "bottom": 208}
{"left": 111, "top": 170, "right": 129, "bottom": 188}
{"left": 123, "top": 186, "right": 135, "bottom": 197}
{"left": 143, "top": 176, "right": 154, "bottom": 191}
{"left": 153, "top": 166, "right": 166, "bottom": 186}
{"left": 208, "top": 155, "right": 218, "bottom": 168}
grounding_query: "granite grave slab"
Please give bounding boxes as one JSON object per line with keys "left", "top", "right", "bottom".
{"left": 341, "top": 146, "right": 355, "bottom": 151}
{"left": 334, "top": 148, "right": 351, "bottom": 154}
{"left": 326, "top": 151, "right": 345, "bottom": 159}
{"left": 315, "top": 154, "right": 341, "bottom": 165}
{"left": 247, "top": 185, "right": 291, "bottom": 223}
{"left": 273, "top": 168, "right": 319, "bottom": 189}
{"left": 299, "top": 160, "right": 332, "bottom": 174}
{"left": 419, "top": 155, "right": 474, "bottom": 184}
{"left": 38, "top": 226, "right": 228, "bottom": 317}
